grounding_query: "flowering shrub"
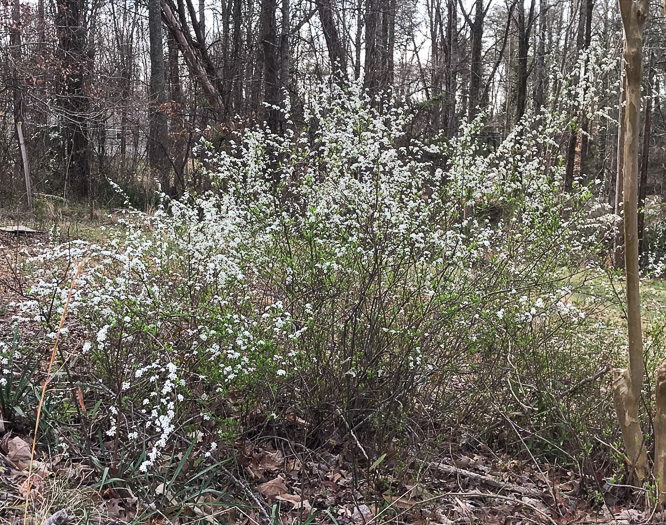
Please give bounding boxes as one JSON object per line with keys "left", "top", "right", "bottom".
{"left": 5, "top": 79, "right": 621, "bottom": 487}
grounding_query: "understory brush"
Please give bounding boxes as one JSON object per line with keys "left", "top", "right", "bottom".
{"left": 2, "top": 80, "right": 631, "bottom": 514}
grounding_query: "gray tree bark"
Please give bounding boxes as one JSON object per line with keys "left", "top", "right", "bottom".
{"left": 318, "top": 0, "right": 347, "bottom": 80}
{"left": 149, "top": 0, "right": 171, "bottom": 194}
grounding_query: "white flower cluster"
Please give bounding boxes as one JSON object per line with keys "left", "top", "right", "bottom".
{"left": 7, "top": 77, "right": 616, "bottom": 470}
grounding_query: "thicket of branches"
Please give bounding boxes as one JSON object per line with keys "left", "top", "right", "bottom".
{"left": 0, "top": 0, "right": 665, "bottom": 209}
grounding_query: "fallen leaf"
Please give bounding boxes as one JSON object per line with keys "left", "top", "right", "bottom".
{"left": 8, "top": 437, "right": 31, "bottom": 463}
{"left": 276, "top": 493, "right": 312, "bottom": 511}
{"left": 107, "top": 499, "right": 126, "bottom": 519}
{"left": 351, "top": 504, "right": 373, "bottom": 522}
{"left": 435, "top": 509, "right": 453, "bottom": 525}
{"left": 257, "top": 477, "right": 288, "bottom": 500}
{"left": 259, "top": 450, "right": 283, "bottom": 470}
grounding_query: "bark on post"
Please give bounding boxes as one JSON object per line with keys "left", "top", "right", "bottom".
{"left": 613, "top": 0, "right": 649, "bottom": 486}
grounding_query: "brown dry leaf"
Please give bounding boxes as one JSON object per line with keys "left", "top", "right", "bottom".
{"left": 155, "top": 482, "right": 176, "bottom": 504}
{"left": 7, "top": 436, "right": 31, "bottom": 463}
{"left": 247, "top": 464, "right": 263, "bottom": 480}
{"left": 19, "top": 476, "right": 43, "bottom": 496}
{"left": 259, "top": 451, "right": 283, "bottom": 470}
{"left": 267, "top": 449, "right": 284, "bottom": 462}
{"left": 257, "top": 477, "right": 288, "bottom": 500}
{"left": 454, "top": 497, "right": 475, "bottom": 521}
{"left": 351, "top": 504, "right": 373, "bottom": 522}
{"left": 435, "top": 509, "right": 453, "bottom": 525}
{"left": 276, "top": 493, "right": 312, "bottom": 511}
{"left": 107, "top": 499, "right": 127, "bottom": 519}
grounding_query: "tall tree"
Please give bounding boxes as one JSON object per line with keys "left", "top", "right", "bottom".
{"left": 149, "top": 0, "right": 171, "bottom": 193}
{"left": 564, "top": 0, "right": 587, "bottom": 191}
{"left": 613, "top": 0, "right": 649, "bottom": 488}
{"left": 443, "top": 0, "right": 458, "bottom": 135}
{"left": 515, "top": 0, "right": 535, "bottom": 123}
{"left": 461, "top": 0, "right": 491, "bottom": 122}
{"left": 318, "top": 0, "right": 347, "bottom": 80}
{"left": 533, "top": 0, "right": 547, "bottom": 113}
{"left": 578, "top": 0, "right": 594, "bottom": 172}
{"left": 280, "top": 0, "right": 291, "bottom": 91}
{"left": 161, "top": 0, "right": 224, "bottom": 118}
{"left": 364, "top": 0, "right": 396, "bottom": 96}
{"left": 11, "top": 0, "right": 32, "bottom": 208}
{"left": 260, "top": 0, "right": 282, "bottom": 131}
{"left": 57, "top": 0, "right": 91, "bottom": 198}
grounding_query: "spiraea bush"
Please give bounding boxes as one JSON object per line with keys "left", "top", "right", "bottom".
{"left": 5, "top": 76, "right": 624, "bottom": 496}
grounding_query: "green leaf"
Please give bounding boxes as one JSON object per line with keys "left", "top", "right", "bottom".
{"left": 369, "top": 453, "right": 387, "bottom": 471}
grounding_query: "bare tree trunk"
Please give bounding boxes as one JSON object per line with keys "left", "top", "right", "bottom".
{"left": 613, "top": 0, "right": 649, "bottom": 487}
{"left": 533, "top": 0, "right": 547, "bottom": 113}
{"left": 657, "top": 0, "right": 666, "bottom": 504}
{"left": 578, "top": 0, "right": 594, "bottom": 174}
{"left": 354, "top": 0, "right": 363, "bottom": 80}
{"left": 17, "top": 122, "right": 32, "bottom": 210}
{"left": 199, "top": 0, "right": 205, "bottom": 36}
{"left": 364, "top": 0, "right": 380, "bottom": 95}
{"left": 429, "top": 0, "right": 443, "bottom": 128}
{"left": 443, "top": 0, "right": 458, "bottom": 136}
{"left": 38, "top": 0, "right": 45, "bottom": 43}
{"left": 318, "top": 0, "right": 347, "bottom": 80}
{"left": 464, "top": 0, "right": 486, "bottom": 121}
{"left": 564, "top": 0, "right": 586, "bottom": 191}
{"left": 280, "top": 0, "right": 291, "bottom": 91}
{"left": 168, "top": 33, "right": 186, "bottom": 195}
{"left": 260, "top": 0, "right": 281, "bottom": 131}
{"left": 57, "top": 0, "right": 90, "bottom": 199}
{"left": 515, "top": 0, "right": 535, "bottom": 123}
{"left": 231, "top": 0, "right": 243, "bottom": 112}
{"left": 11, "top": 0, "right": 32, "bottom": 209}
{"left": 385, "top": 0, "right": 396, "bottom": 86}
{"left": 161, "top": 0, "right": 224, "bottom": 118}
{"left": 149, "top": 0, "right": 171, "bottom": 194}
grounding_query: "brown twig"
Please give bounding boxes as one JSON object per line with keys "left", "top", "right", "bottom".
{"left": 426, "top": 461, "right": 543, "bottom": 498}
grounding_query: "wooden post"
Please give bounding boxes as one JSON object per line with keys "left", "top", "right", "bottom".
{"left": 17, "top": 121, "right": 32, "bottom": 210}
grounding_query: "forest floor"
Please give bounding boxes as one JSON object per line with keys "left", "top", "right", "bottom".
{"left": 0, "top": 209, "right": 664, "bottom": 525}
